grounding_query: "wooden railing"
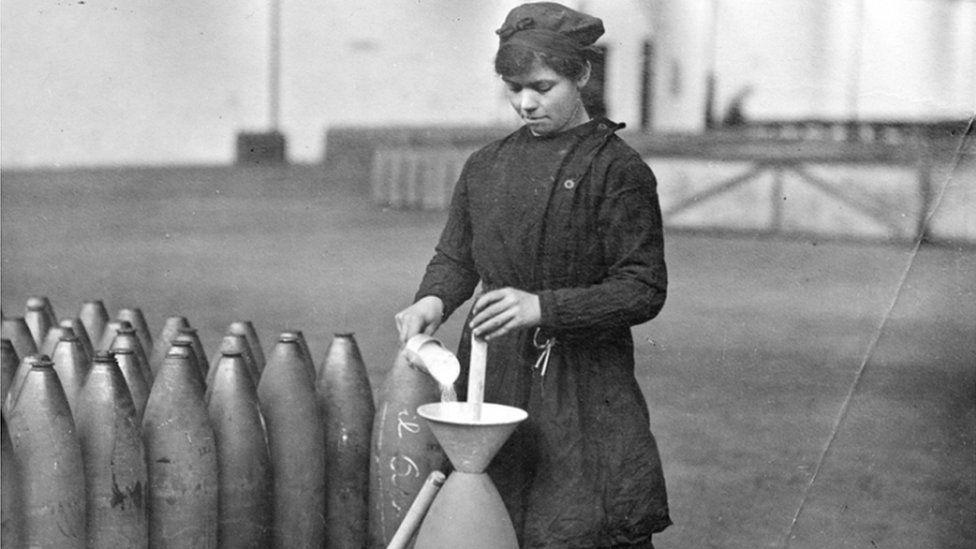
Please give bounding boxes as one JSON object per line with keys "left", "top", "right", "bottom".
{"left": 628, "top": 133, "right": 942, "bottom": 242}
{"left": 324, "top": 119, "right": 974, "bottom": 244}
{"left": 719, "top": 118, "right": 970, "bottom": 145}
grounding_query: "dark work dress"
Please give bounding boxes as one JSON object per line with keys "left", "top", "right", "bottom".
{"left": 415, "top": 118, "right": 671, "bottom": 548}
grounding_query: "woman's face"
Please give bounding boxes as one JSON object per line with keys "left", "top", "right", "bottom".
{"left": 503, "top": 61, "right": 589, "bottom": 137}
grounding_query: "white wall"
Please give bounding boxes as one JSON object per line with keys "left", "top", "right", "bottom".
{"left": 703, "top": 0, "right": 976, "bottom": 124}
{"left": 1, "top": 1, "right": 269, "bottom": 167}
{"left": 1, "top": 0, "right": 972, "bottom": 169}
{"left": 0, "top": 0, "right": 519, "bottom": 168}
{"left": 857, "top": 0, "right": 975, "bottom": 119}
{"left": 710, "top": 0, "right": 831, "bottom": 120}
{"left": 282, "top": 1, "right": 507, "bottom": 159}
{"left": 645, "top": 0, "right": 715, "bottom": 131}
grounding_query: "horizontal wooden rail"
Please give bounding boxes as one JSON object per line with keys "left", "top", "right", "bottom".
{"left": 327, "top": 122, "right": 973, "bottom": 244}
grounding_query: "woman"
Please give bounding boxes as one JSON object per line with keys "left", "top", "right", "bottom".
{"left": 395, "top": 3, "right": 670, "bottom": 547}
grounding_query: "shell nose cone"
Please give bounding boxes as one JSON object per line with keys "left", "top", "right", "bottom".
{"left": 417, "top": 402, "right": 527, "bottom": 473}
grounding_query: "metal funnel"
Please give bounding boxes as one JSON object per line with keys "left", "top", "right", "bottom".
{"left": 417, "top": 402, "right": 527, "bottom": 474}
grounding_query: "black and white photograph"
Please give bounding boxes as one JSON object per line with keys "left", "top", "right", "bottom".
{"left": 1, "top": 1, "right": 973, "bottom": 547}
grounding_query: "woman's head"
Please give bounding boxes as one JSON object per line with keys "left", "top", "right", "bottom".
{"left": 494, "top": 43, "right": 589, "bottom": 82}
{"left": 494, "top": 2, "right": 604, "bottom": 136}
{"left": 498, "top": 50, "right": 591, "bottom": 137}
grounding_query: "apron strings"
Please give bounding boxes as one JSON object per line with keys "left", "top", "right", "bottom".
{"left": 532, "top": 327, "right": 556, "bottom": 377}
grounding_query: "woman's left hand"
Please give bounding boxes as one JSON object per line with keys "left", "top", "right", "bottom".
{"left": 470, "top": 287, "right": 541, "bottom": 340}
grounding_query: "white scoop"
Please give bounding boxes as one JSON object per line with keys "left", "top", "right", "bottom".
{"left": 404, "top": 334, "right": 461, "bottom": 390}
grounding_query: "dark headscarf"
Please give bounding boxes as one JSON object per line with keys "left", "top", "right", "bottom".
{"left": 496, "top": 2, "right": 604, "bottom": 60}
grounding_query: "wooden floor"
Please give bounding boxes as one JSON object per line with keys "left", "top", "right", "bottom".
{"left": 2, "top": 163, "right": 973, "bottom": 548}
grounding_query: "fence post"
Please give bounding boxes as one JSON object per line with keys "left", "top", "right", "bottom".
{"left": 915, "top": 144, "right": 933, "bottom": 242}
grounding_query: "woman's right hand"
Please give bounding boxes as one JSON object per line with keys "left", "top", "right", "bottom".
{"left": 395, "top": 296, "right": 445, "bottom": 345}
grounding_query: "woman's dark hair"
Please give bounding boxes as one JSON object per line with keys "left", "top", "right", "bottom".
{"left": 494, "top": 43, "right": 589, "bottom": 80}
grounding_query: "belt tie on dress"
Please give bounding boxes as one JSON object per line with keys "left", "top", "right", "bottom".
{"left": 532, "top": 327, "right": 555, "bottom": 378}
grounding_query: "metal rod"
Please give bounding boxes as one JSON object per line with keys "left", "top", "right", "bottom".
{"left": 845, "top": 0, "right": 865, "bottom": 125}
{"left": 387, "top": 471, "right": 446, "bottom": 549}
{"left": 704, "top": 0, "right": 720, "bottom": 128}
{"left": 769, "top": 165, "right": 784, "bottom": 234}
{"left": 269, "top": 0, "right": 281, "bottom": 132}
{"left": 468, "top": 335, "right": 487, "bottom": 406}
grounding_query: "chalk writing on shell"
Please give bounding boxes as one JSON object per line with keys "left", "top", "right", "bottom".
{"left": 396, "top": 409, "right": 420, "bottom": 439}
{"left": 389, "top": 454, "right": 421, "bottom": 493}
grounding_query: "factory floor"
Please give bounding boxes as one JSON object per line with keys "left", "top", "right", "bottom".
{"left": 2, "top": 163, "right": 973, "bottom": 548}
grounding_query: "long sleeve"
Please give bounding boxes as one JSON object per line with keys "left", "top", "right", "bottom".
{"left": 537, "top": 156, "right": 667, "bottom": 330}
{"left": 414, "top": 159, "right": 481, "bottom": 320}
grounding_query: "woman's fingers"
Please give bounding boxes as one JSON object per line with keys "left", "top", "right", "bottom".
{"left": 471, "top": 290, "right": 506, "bottom": 315}
{"left": 471, "top": 291, "right": 511, "bottom": 326}
{"left": 472, "top": 308, "right": 515, "bottom": 339}
{"left": 471, "top": 290, "right": 519, "bottom": 331}
{"left": 394, "top": 296, "right": 445, "bottom": 345}
{"left": 471, "top": 288, "right": 541, "bottom": 340}
{"left": 477, "top": 314, "right": 521, "bottom": 340}
{"left": 395, "top": 312, "right": 424, "bottom": 345}
{"left": 423, "top": 319, "right": 441, "bottom": 336}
